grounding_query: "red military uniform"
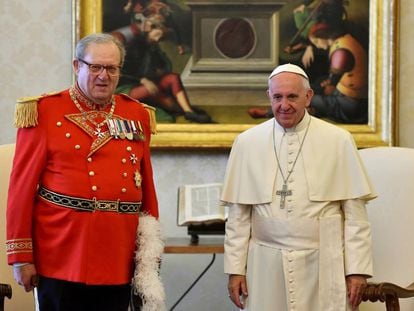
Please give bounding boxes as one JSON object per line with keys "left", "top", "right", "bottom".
{"left": 6, "top": 88, "right": 158, "bottom": 285}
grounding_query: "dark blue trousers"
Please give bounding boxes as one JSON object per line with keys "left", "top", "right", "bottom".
{"left": 36, "top": 276, "right": 131, "bottom": 311}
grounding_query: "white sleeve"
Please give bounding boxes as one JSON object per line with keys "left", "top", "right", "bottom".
{"left": 342, "top": 198, "right": 373, "bottom": 277}
{"left": 224, "top": 202, "right": 252, "bottom": 275}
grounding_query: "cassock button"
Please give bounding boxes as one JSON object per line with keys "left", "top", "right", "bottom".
{"left": 56, "top": 121, "right": 62, "bottom": 127}
{"left": 87, "top": 157, "right": 93, "bottom": 162}
{"left": 66, "top": 133, "right": 71, "bottom": 138}
{"left": 91, "top": 186, "right": 97, "bottom": 191}
{"left": 121, "top": 188, "right": 127, "bottom": 193}
{"left": 126, "top": 146, "right": 132, "bottom": 152}
{"left": 122, "top": 172, "right": 128, "bottom": 178}
{"left": 121, "top": 158, "right": 127, "bottom": 164}
{"left": 75, "top": 145, "right": 81, "bottom": 150}
{"left": 89, "top": 171, "right": 95, "bottom": 176}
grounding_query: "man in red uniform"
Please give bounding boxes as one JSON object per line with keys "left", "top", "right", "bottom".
{"left": 6, "top": 33, "right": 164, "bottom": 310}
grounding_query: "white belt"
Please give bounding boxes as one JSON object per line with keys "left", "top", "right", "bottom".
{"left": 251, "top": 213, "right": 319, "bottom": 250}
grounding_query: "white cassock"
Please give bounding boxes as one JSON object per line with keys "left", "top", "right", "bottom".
{"left": 222, "top": 112, "right": 376, "bottom": 311}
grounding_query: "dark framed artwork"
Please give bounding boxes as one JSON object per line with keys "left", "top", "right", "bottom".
{"left": 73, "top": 0, "right": 399, "bottom": 149}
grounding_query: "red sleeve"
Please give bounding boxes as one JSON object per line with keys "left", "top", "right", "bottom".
{"left": 138, "top": 108, "right": 159, "bottom": 219}
{"left": 6, "top": 124, "right": 47, "bottom": 264}
{"left": 330, "top": 48, "right": 355, "bottom": 75}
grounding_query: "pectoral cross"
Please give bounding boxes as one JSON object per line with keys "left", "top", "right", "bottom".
{"left": 276, "top": 184, "right": 292, "bottom": 209}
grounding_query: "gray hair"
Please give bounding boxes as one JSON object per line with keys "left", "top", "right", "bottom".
{"left": 75, "top": 33, "right": 126, "bottom": 66}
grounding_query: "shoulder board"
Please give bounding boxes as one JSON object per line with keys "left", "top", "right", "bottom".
{"left": 119, "top": 92, "right": 139, "bottom": 103}
{"left": 17, "top": 91, "right": 60, "bottom": 103}
{"left": 142, "top": 103, "right": 157, "bottom": 134}
{"left": 14, "top": 91, "right": 60, "bottom": 128}
{"left": 17, "top": 95, "right": 43, "bottom": 104}
{"left": 119, "top": 93, "right": 157, "bottom": 134}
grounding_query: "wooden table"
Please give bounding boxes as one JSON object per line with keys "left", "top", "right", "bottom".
{"left": 164, "top": 237, "right": 224, "bottom": 311}
{"left": 164, "top": 237, "right": 224, "bottom": 254}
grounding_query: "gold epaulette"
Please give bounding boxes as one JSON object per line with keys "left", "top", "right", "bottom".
{"left": 14, "top": 95, "right": 41, "bottom": 128}
{"left": 141, "top": 103, "right": 157, "bottom": 134}
{"left": 14, "top": 92, "right": 60, "bottom": 128}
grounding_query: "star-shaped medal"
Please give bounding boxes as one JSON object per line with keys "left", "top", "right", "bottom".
{"left": 134, "top": 170, "right": 142, "bottom": 188}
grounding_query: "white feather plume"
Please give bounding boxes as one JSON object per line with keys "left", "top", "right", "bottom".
{"left": 133, "top": 214, "right": 166, "bottom": 311}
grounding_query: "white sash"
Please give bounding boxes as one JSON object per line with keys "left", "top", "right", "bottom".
{"left": 251, "top": 214, "right": 347, "bottom": 310}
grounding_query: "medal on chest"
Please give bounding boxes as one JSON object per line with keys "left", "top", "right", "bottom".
{"left": 107, "top": 118, "right": 146, "bottom": 142}
{"left": 134, "top": 170, "right": 142, "bottom": 188}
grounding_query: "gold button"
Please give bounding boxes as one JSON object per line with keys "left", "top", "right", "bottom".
{"left": 126, "top": 146, "right": 132, "bottom": 152}
{"left": 122, "top": 172, "right": 128, "bottom": 178}
{"left": 87, "top": 157, "right": 92, "bottom": 162}
{"left": 121, "top": 188, "right": 127, "bottom": 193}
{"left": 75, "top": 144, "right": 81, "bottom": 150}
{"left": 89, "top": 171, "right": 95, "bottom": 176}
{"left": 65, "top": 133, "right": 71, "bottom": 138}
{"left": 92, "top": 185, "right": 97, "bottom": 191}
{"left": 56, "top": 121, "right": 62, "bottom": 127}
{"left": 121, "top": 158, "right": 127, "bottom": 164}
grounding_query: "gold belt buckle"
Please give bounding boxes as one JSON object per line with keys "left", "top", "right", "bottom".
{"left": 93, "top": 198, "right": 119, "bottom": 212}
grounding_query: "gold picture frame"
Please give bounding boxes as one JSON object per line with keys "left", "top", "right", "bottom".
{"left": 72, "top": 0, "right": 399, "bottom": 149}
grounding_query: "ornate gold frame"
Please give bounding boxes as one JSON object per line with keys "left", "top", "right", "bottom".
{"left": 72, "top": 0, "right": 399, "bottom": 149}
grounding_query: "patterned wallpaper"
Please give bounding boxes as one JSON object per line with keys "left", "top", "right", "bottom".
{"left": 0, "top": 1, "right": 413, "bottom": 310}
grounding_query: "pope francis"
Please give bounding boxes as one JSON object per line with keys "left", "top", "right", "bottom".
{"left": 222, "top": 63, "right": 376, "bottom": 311}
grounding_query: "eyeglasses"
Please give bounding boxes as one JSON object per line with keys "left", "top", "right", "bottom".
{"left": 78, "top": 58, "right": 121, "bottom": 76}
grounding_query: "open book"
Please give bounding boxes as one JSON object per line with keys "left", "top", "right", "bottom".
{"left": 177, "top": 183, "right": 227, "bottom": 226}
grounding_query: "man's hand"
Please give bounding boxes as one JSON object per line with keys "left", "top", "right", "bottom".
{"left": 228, "top": 274, "right": 248, "bottom": 309}
{"left": 13, "top": 263, "right": 38, "bottom": 292}
{"left": 346, "top": 274, "right": 368, "bottom": 310}
{"left": 302, "top": 45, "right": 315, "bottom": 68}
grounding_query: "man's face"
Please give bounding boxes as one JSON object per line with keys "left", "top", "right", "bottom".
{"left": 267, "top": 72, "right": 313, "bottom": 129}
{"left": 73, "top": 42, "right": 121, "bottom": 105}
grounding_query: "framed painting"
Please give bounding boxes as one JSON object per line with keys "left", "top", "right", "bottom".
{"left": 72, "top": 0, "right": 399, "bottom": 149}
